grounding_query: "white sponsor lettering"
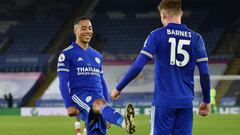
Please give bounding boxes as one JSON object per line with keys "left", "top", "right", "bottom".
{"left": 77, "top": 67, "right": 101, "bottom": 76}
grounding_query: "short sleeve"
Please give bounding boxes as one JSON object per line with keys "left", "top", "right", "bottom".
{"left": 195, "top": 34, "right": 208, "bottom": 62}
{"left": 57, "top": 52, "right": 70, "bottom": 72}
{"left": 140, "top": 32, "right": 158, "bottom": 59}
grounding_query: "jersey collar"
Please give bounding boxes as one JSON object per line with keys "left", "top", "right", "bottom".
{"left": 72, "top": 42, "right": 90, "bottom": 51}
{"left": 166, "top": 23, "right": 187, "bottom": 28}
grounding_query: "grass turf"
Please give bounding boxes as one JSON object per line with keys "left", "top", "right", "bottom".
{"left": 0, "top": 114, "right": 239, "bottom": 135}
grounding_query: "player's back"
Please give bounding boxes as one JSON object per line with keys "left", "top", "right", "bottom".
{"left": 144, "top": 23, "right": 207, "bottom": 108}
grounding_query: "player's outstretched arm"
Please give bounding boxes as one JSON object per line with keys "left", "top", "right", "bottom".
{"left": 111, "top": 54, "right": 150, "bottom": 101}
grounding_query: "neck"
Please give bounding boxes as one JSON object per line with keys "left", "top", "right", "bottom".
{"left": 164, "top": 17, "right": 181, "bottom": 26}
{"left": 75, "top": 40, "right": 89, "bottom": 50}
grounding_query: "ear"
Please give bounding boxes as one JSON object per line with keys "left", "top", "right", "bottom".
{"left": 74, "top": 27, "right": 78, "bottom": 35}
{"left": 180, "top": 11, "right": 183, "bottom": 18}
{"left": 162, "top": 11, "right": 167, "bottom": 19}
{"left": 73, "top": 29, "right": 76, "bottom": 34}
{"left": 73, "top": 24, "right": 79, "bottom": 35}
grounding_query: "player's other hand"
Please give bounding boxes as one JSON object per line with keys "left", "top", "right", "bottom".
{"left": 198, "top": 101, "right": 211, "bottom": 117}
{"left": 67, "top": 106, "right": 79, "bottom": 117}
{"left": 111, "top": 89, "right": 121, "bottom": 101}
{"left": 106, "top": 122, "right": 112, "bottom": 129}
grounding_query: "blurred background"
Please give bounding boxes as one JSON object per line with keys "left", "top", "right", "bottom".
{"left": 0, "top": 0, "right": 239, "bottom": 116}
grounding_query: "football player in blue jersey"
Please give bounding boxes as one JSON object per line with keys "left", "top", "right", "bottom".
{"left": 111, "top": 0, "right": 211, "bottom": 135}
{"left": 57, "top": 16, "right": 135, "bottom": 135}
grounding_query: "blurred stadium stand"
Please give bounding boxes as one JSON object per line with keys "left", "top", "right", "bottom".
{"left": 91, "top": 0, "right": 228, "bottom": 58}
{"left": 0, "top": 0, "right": 239, "bottom": 107}
{"left": 0, "top": 0, "right": 82, "bottom": 107}
{"left": 0, "top": 0, "right": 79, "bottom": 72}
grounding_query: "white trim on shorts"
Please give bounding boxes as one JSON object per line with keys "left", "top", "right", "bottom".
{"left": 150, "top": 106, "right": 155, "bottom": 135}
{"left": 72, "top": 94, "right": 91, "bottom": 112}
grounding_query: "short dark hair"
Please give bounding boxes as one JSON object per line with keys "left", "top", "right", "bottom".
{"left": 73, "top": 16, "right": 90, "bottom": 26}
{"left": 158, "top": 0, "right": 182, "bottom": 15}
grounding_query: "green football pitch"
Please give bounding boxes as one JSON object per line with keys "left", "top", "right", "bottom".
{"left": 0, "top": 114, "right": 239, "bottom": 135}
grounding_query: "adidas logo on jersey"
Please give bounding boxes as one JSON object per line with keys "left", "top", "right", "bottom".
{"left": 77, "top": 57, "right": 84, "bottom": 61}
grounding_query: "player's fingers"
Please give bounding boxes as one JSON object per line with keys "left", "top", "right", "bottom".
{"left": 68, "top": 110, "right": 79, "bottom": 117}
{"left": 199, "top": 109, "right": 205, "bottom": 116}
{"left": 116, "top": 94, "right": 120, "bottom": 100}
{"left": 68, "top": 113, "right": 75, "bottom": 117}
{"left": 76, "top": 109, "right": 80, "bottom": 115}
{"left": 112, "top": 96, "right": 118, "bottom": 101}
{"left": 111, "top": 92, "right": 120, "bottom": 101}
{"left": 107, "top": 123, "right": 112, "bottom": 129}
{"left": 199, "top": 109, "right": 209, "bottom": 117}
{"left": 198, "top": 110, "right": 202, "bottom": 115}
{"left": 111, "top": 92, "right": 117, "bottom": 99}
{"left": 204, "top": 110, "right": 209, "bottom": 115}
{"left": 111, "top": 94, "right": 116, "bottom": 100}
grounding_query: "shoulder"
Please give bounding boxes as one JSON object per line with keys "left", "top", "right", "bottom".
{"left": 60, "top": 45, "right": 75, "bottom": 56}
{"left": 150, "top": 28, "right": 164, "bottom": 35}
{"left": 62, "top": 45, "right": 74, "bottom": 53}
{"left": 147, "top": 28, "right": 165, "bottom": 40}
{"left": 191, "top": 31, "right": 203, "bottom": 41}
{"left": 58, "top": 45, "right": 74, "bottom": 61}
{"left": 195, "top": 32, "right": 203, "bottom": 39}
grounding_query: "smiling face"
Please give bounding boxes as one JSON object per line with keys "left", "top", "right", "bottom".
{"left": 74, "top": 19, "right": 93, "bottom": 45}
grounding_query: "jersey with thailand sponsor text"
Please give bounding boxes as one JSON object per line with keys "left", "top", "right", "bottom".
{"left": 141, "top": 23, "right": 208, "bottom": 108}
{"left": 57, "top": 42, "right": 104, "bottom": 94}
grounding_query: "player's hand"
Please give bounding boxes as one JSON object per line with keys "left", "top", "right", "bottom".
{"left": 67, "top": 106, "right": 79, "bottom": 117}
{"left": 106, "top": 122, "right": 111, "bottom": 129}
{"left": 111, "top": 88, "right": 121, "bottom": 101}
{"left": 198, "top": 101, "right": 211, "bottom": 117}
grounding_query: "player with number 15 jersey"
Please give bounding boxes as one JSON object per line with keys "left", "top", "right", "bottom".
{"left": 111, "top": 1, "right": 211, "bottom": 134}
{"left": 142, "top": 23, "right": 208, "bottom": 108}
{"left": 112, "top": 23, "right": 210, "bottom": 134}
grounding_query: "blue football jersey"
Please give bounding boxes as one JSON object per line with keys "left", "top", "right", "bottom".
{"left": 141, "top": 23, "right": 208, "bottom": 108}
{"left": 57, "top": 42, "right": 104, "bottom": 95}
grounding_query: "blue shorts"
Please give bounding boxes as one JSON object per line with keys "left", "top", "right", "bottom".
{"left": 150, "top": 106, "right": 193, "bottom": 135}
{"left": 72, "top": 92, "right": 107, "bottom": 135}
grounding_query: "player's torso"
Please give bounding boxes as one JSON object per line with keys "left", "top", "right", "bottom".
{"left": 68, "top": 48, "right": 102, "bottom": 77}
{"left": 152, "top": 23, "right": 197, "bottom": 107}
{"left": 67, "top": 45, "right": 103, "bottom": 92}
{"left": 155, "top": 23, "right": 196, "bottom": 70}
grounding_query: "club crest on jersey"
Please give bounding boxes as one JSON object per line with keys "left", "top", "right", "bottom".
{"left": 58, "top": 54, "right": 65, "bottom": 62}
{"left": 85, "top": 96, "right": 92, "bottom": 103}
{"left": 95, "top": 57, "right": 101, "bottom": 64}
